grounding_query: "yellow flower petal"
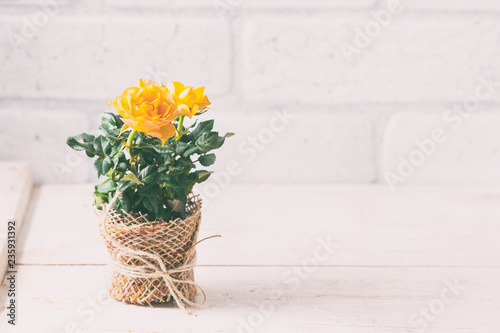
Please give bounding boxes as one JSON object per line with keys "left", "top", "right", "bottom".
{"left": 164, "top": 82, "right": 211, "bottom": 117}
{"left": 149, "top": 123, "right": 177, "bottom": 146}
{"left": 110, "top": 78, "right": 179, "bottom": 143}
{"left": 166, "top": 81, "right": 185, "bottom": 96}
{"left": 119, "top": 124, "right": 130, "bottom": 134}
{"left": 178, "top": 104, "right": 193, "bottom": 118}
{"left": 193, "top": 86, "right": 205, "bottom": 99}
{"left": 179, "top": 87, "right": 193, "bottom": 101}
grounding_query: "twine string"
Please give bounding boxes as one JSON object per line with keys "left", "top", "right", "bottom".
{"left": 109, "top": 235, "right": 220, "bottom": 313}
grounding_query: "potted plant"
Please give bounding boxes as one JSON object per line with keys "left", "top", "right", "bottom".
{"left": 67, "top": 79, "right": 232, "bottom": 312}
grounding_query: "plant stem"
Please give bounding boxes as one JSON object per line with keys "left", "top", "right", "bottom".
{"left": 126, "top": 129, "right": 138, "bottom": 167}
{"left": 126, "top": 129, "right": 137, "bottom": 149}
{"left": 175, "top": 115, "right": 185, "bottom": 140}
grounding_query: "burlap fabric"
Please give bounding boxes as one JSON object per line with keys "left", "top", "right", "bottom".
{"left": 97, "top": 195, "right": 207, "bottom": 312}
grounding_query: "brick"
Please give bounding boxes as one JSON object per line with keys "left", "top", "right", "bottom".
{"left": 104, "top": 0, "right": 208, "bottom": 8}
{"left": 234, "top": 0, "right": 376, "bottom": 9}
{"left": 380, "top": 111, "right": 500, "bottom": 185}
{"left": 202, "top": 108, "right": 376, "bottom": 183}
{"left": 383, "top": 0, "right": 500, "bottom": 11}
{"left": 241, "top": 15, "right": 500, "bottom": 104}
{"left": 0, "top": 16, "right": 231, "bottom": 100}
{"left": 0, "top": 109, "right": 91, "bottom": 183}
{"left": 0, "top": 0, "right": 77, "bottom": 4}
{"left": 103, "top": 0, "right": 375, "bottom": 9}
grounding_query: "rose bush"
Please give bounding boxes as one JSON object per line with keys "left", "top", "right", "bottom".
{"left": 67, "top": 79, "right": 233, "bottom": 221}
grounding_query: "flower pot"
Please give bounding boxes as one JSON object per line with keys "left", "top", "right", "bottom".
{"left": 97, "top": 195, "right": 204, "bottom": 310}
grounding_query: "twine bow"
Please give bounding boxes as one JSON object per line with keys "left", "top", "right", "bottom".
{"left": 108, "top": 234, "right": 219, "bottom": 313}
{"left": 98, "top": 192, "right": 218, "bottom": 314}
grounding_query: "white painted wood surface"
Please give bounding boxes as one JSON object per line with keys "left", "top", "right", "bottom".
{"left": 0, "top": 162, "right": 32, "bottom": 280}
{"left": 2, "top": 183, "right": 500, "bottom": 332}
{"left": 2, "top": 266, "right": 500, "bottom": 333}
{"left": 17, "top": 184, "right": 500, "bottom": 266}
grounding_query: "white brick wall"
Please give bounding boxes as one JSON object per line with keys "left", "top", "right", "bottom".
{"left": 1, "top": 1, "right": 499, "bottom": 184}
{"left": 381, "top": 110, "right": 500, "bottom": 185}
{"left": 0, "top": 109, "right": 90, "bottom": 183}
{"left": 241, "top": 15, "right": 500, "bottom": 104}
{"left": 0, "top": 16, "right": 231, "bottom": 99}
{"left": 210, "top": 110, "right": 376, "bottom": 183}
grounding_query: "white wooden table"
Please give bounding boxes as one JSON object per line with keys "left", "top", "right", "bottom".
{"left": 1, "top": 164, "right": 499, "bottom": 332}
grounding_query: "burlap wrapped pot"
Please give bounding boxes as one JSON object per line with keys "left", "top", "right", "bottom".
{"left": 97, "top": 194, "right": 208, "bottom": 312}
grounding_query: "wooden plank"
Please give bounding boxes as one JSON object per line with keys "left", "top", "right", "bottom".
{"left": 0, "top": 162, "right": 32, "bottom": 279}
{"left": 1, "top": 266, "right": 499, "bottom": 332}
{"left": 17, "top": 183, "right": 500, "bottom": 266}
{"left": 17, "top": 184, "right": 107, "bottom": 265}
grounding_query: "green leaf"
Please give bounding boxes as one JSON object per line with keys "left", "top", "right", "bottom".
{"left": 158, "top": 166, "right": 169, "bottom": 173}
{"left": 189, "top": 119, "right": 214, "bottom": 139}
{"left": 105, "top": 112, "right": 124, "bottom": 128}
{"left": 93, "top": 136, "right": 111, "bottom": 157}
{"left": 182, "top": 145, "right": 199, "bottom": 157}
{"left": 171, "top": 158, "right": 193, "bottom": 173}
{"left": 93, "top": 190, "right": 109, "bottom": 207}
{"left": 144, "top": 151, "right": 161, "bottom": 164}
{"left": 102, "top": 156, "right": 113, "bottom": 174}
{"left": 190, "top": 170, "right": 213, "bottom": 183}
{"left": 143, "top": 195, "right": 160, "bottom": 214}
{"left": 175, "top": 142, "right": 189, "bottom": 153}
{"left": 137, "top": 182, "right": 160, "bottom": 197}
{"left": 139, "top": 166, "right": 159, "bottom": 184}
{"left": 160, "top": 174, "right": 188, "bottom": 202}
{"left": 117, "top": 181, "right": 136, "bottom": 192}
{"left": 94, "top": 157, "right": 104, "bottom": 177}
{"left": 94, "top": 156, "right": 113, "bottom": 177}
{"left": 216, "top": 135, "right": 226, "bottom": 148}
{"left": 132, "top": 193, "right": 143, "bottom": 207}
{"left": 100, "top": 116, "right": 121, "bottom": 138}
{"left": 66, "top": 134, "right": 96, "bottom": 155}
{"left": 225, "top": 132, "right": 235, "bottom": 138}
{"left": 122, "top": 173, "right": 143, "bottom": 185}
{"left": 116, "top": 161, "right": 128, "bottom": 172}
{"left": 162, "top": 154, "right": 172, "bottom": 165}
{"left": 85, "top": 150, "right": 96, "bottom": 158}
{"left": 115, "top": 190, "right": 132, "bottom": 212}
{"left": 177, "top": 173, "right": 191, "bottom": 188}
{"left": 113, "top": 152, "right": 128, "bottom": 172}
{"left": 167, "top": 184, "right": 187, "bottom": 202}
{"left": 154, "top": 146, "right": 175, "bottom": 154}
{"left": 94, "top": 159, "right": 103, "bottom": 177}
{"left": 96, "top": 179, "right": 116, "bottom": 193}
{"left": 110, "top": 143, "right": 122, "bottom": 156}
{"left": 199, "top": 153, "right": 216, "bottom": 166}
{"left": 196, "top": 132, "right": 221, "bottom": 153}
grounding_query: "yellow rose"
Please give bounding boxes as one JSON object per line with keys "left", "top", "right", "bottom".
{"left": 166, "top": 81, "right": 211, "bottom": 118}
{"left": 108, "top": 79, "right": 180, "bottom": 146}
